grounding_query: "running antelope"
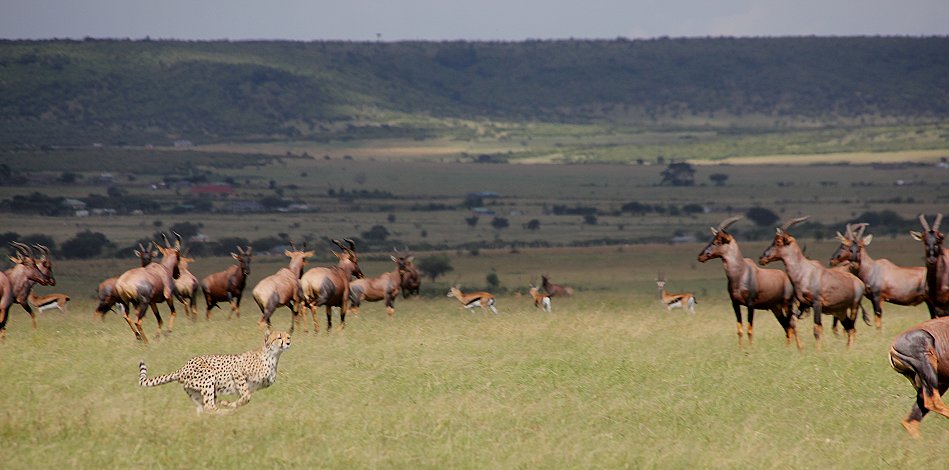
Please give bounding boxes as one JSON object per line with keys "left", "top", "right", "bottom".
{"left": 200, "top": 245, "right": 252, "bottom": 320}
{"left": 447, "top": 286, "right": 498, "bottom": 314}
{"left": 95, "top": 242, "right": 158, "bottom": 319}
{"left": 28, "top": 292, "right": 70, "bottom": 313}
{"left": 253, "top": 241, "right": 313, "bottom": 332}
{"left": 0, "top": 242, "right": 55, "bottom": 338}
{"left": 300, "top": 239, "right": 364, "bottom": 332}
{"left": 698, "top": 215, "right": 799, "bottom": 350}
{"left": 656, "top": 272, "right": 696, "bottom": 313}
{"left": 760, "top": 216, "right": 866, "bottom": 350}
{"left": 174, "top": 255, "right": 200, "bottom": 321}
{"left": 528, "top": 283, "right": 552, "bottom": 312}
{"left": 831, "top": 222, "right": 928, "bottom": 328}
{"left": 541, "top": 274, "right": 574, "bottom": 297}
{"left": 348, "top": 254, "right": 404, "bottom": 318}
{"left": 889, "top": 316, "right": 949, "bottom": 437}
{"left": 115, "top": 233, "right": 182, "bottom": 343}
{"left": 911, "top": 214, "right": 949, "bottom": 318}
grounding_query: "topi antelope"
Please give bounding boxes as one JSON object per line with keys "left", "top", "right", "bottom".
{"left": 200, "top": 245, "right": 252, "bottom": 320}
{"left": 115, "top": 233, "right": 182, "bottom": 343}
{"left": 0, "top": 242, "right": 55, "bottom": 338}
{"left": 253, "top": 241, "right": 313, "bottom": 332}
{"left": 831, "top": 222, "right": 929, "bottom": 328}
{"left": 910, "top": 214, "right": 949, "bottom": 318}
{"left": 656, "top": 272, "right": 696, "bottom": 313}
{"left": 95, "top": 242, "right": 158, "bottom": 319}
{"left": 300, "top": 239, "right": 364, "bottom": 332}
{"left": 541, "top": 274, "right": 574, "bottom": 297}
{"left": 760, "top": 216, "right": 866, "bottom": 350}
{"left": 698, "top": 216, "right": 800, "bottom": 350}
{"left": 394, "top": 247, "right": 421, "bottom": 298}
{"left": 28, "top": 292, "right": 70, "bottom": 313}
{"left": 174, "top": 255, "right": 200, "bottom": 322}
{"left": 888, "top": 316, "right": 949, "bottom": 437}
{"left": 447, "top": 286, "right": 498, "bottom": 314}
{"left": 348, "top": 254, "right": 404, "bottom": 319}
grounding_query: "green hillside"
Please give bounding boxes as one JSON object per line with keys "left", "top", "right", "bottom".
{"left": 1, "top": 37, "right": 948, "bottom": 147}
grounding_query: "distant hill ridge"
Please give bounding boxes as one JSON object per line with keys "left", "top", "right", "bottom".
{"left": 1, "top": 37, "right": 947, "bottom": 146}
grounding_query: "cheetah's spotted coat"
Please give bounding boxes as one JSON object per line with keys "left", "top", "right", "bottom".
{"left": 139, "top": 331, "right": 291, "bottom": 413}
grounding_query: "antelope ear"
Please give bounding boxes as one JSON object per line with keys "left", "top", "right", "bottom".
{"left": 835, "top": 232, "right": 847, "bottom": 243}
{"left": 9, "top": 256, "right": 20, "bottom": 264}
{"left": 332, "top": 251, "right": 341, "bottom": 259}
{"left": 863, "top": 234, "right": 873, "bottom": 246}
{"left": 390, "top": 255, "right": 398, "bottom": 262}
{"left": 910, "top": 231, "right": 923, "bottom": 241}
{"left": 304, "top": 251, "right": 315, "bottom": 258}
{"left": 231, "top": 253, "right": 239, "bottom": 260}
{"left": 406, "top": 256, "right": 414, "bottom": 262}
{"left": 284, "top": 250, "right": 293, "bottom": 257}
{"left": 134, "top": 250, "right": 143, "bottom": 257}
{"left": 710, "top": 227, "right": 718, "bottom": 235}
{"left": 775, "top": 228, "right": 783, "bottom": 235}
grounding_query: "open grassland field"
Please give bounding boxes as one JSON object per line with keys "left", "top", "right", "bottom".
{"left": 3, "top": 244, "right": 948, "bottom": 468}
{"left": 0, "top": 145, "right": 947, "bottom": 252}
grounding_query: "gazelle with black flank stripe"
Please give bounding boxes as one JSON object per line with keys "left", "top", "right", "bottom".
{"left": 447, "top": 286, "right": 498, "bottom": 314}
{"left": 656, "top": 271, "right": 696, "bottom": 313}
{"left": 28, "top": 291, "right": 70, "bottom": 313}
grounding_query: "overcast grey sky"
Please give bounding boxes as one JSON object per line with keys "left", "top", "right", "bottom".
{"left": 2, "top": 1, "right": 947, "bottom": 41}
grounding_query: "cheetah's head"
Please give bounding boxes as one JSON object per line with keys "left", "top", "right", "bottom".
{"left": 264, "top": 330, "right": 291, "bottom": 352}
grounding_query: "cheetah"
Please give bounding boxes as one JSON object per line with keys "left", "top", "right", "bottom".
{"left": 138, "top": 330, "right": 291, "bottom": 413}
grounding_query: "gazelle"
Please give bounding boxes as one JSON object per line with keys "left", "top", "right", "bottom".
{"left": 656, "top": 272, "right": 696, "bottom": 313}
{"left": 28, "top": 292, "right": 70, "bottom": 313}
{"left": 528, "top": 282, "right": 552, "bottom": 312}
{"left": 447, "top": 286, "right": 498, "bottom": 314}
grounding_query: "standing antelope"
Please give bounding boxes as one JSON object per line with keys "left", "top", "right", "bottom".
{"left": 541, "top": 274, "right": 574, "bottom": 297}
{"left": 348, "top": 254, "right": 404, "bottom": 318}
{"left": 911, "top": 214, "right": 949, "bottom": 318}
{"left": 656, "top": 272, "right": 696, "bottom": 313}
{"left": 200, "top": 246, "right": 252, "bottom": 320}
{"left": 0, "top": 242, "right": 55, "bottom": 338}
{"left": 760, "top": 216, "right": 866, "bottom": 350}
{"left": 528, "top": 283, "right": 552, "bottom": 312}
{"left": 447, "top": 286, "right": 498, "bottom": 314}
{"left": 698, "top": 216, "right": 800, "bottom": 350}
{"left": 253, "top": 241, "right": 313, "bottom": 332}
{"left": 115, "top": 233, "right": 182, "bottom": 343}
{"left": 300, "top": 239, "right": 364, "bottom": 332}
{"left": 174, "top": 256, "right": 200, "bottom": 321}
{"left": 95, "top": 242, "right": 158, "bottom": 319}
{"left": 830, "top": 222, "right": 929, "bottom": 328}
{"left": 394, "top": 248, "right": 421, "bottom": 298}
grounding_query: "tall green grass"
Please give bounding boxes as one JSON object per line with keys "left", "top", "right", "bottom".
{"left": 2, "top": 248, "right": 946, "bottom": 468}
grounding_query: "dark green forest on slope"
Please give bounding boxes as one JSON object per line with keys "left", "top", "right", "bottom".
{"left": 1, "top": 37, "right": 947, "bottom": 147}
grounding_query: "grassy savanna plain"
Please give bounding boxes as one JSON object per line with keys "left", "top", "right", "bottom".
{"left": 3, "top": 242, "right": 949, "bottom": 468}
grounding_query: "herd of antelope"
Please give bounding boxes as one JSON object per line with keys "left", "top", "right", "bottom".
{"left": 2, "top": 213, "right": 949, "bottom": 436}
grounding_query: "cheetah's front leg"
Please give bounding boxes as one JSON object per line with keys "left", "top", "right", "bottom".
{"left": 227, "top": 377, "right": 252, "bottom": 409}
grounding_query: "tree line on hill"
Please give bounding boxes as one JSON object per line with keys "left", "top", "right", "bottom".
{"left": 1, "top": 37, "right": 947, "bottom": 146}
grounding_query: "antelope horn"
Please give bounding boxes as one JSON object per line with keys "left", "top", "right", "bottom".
{"left": 934, "top": 213, "right": 943, "bottom": 232}
{"left": 138, "top": 242, "right": 146, "bottom": 252}
{"left": 289, "top": 239, "right": 297, "bottom": 251}
{"left": 344, "top": 238, "right": 356, "bottom": 251}
{"left": 851, "top": 223, "right": 869, "bottom": 239}
{"left": 780, "top": 216, "right": 810, "bottom": 231}
{"left": 717, "top": 215, "right": 743, "bottom": 232}
{"left": 9, "top": 241, "right": 31, "bottom": 258}
{"left": 919, "top": 214, "right": 931, "bottom": 232}
{"left": 331, "top": 239, "right": 347, "bottom": 251}
{"left": 33, "top": 243, "right": 50, "bottom": 258}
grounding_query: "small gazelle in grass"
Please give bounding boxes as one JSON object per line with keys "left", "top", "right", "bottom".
{"left": 528, "top": 282, "right": 552, "bottom": 312}
{"left": 28, "top": 292, "right": 70, "bottom": 313}
{"left": 656, "top": 271, "right": 696, "bottom": 313}
{"left": 447, "top": 286, "right": 498, "bottom": 314}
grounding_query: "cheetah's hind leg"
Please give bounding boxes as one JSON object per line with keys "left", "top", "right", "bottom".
{"left": 185, "top": 388, "right": 205, "bottom": 414}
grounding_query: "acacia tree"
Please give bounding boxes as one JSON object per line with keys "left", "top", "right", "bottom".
{"left": 417, "top": 254, "right": 454, "bottom": 282}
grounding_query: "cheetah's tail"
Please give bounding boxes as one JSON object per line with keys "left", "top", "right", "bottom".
{"left": 139, "top": 360, "right": 179, "bottom": 387}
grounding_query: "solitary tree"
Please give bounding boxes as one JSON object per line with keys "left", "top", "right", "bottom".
{"left": 417, "top": 255, "right": 454, "bottom": 282}
{"left": 746, "top": 207, "right": 779, "bottom": 227}
{"left": 709, "top": 173, "right": 729, "bottom": 186}
{"left": 660, "top": 162, "right": 696, "bottom": 186}
{"left": 491, "top": 217, "right": 509, "bottom": 230}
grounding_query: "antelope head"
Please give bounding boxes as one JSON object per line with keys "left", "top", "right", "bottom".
{"left": 157, "top": 232, "right": 183, "bottom": 279}
{"left": 698, "top": 215, "right": 741, "bottom": 262}
{"left": 8, "top": 242, "right": 52, "bottom": 286}
{"left": 332, "top": 238, "right": 363, "bottom": 279}
{"left": 911, "top": 214, "right": 944, "bottom": 265}
{"left": 760, "top": 216, "right": 808, "bottom": 265}
{"left": 232, "top": 245, "right": 253, "bottom": 276}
